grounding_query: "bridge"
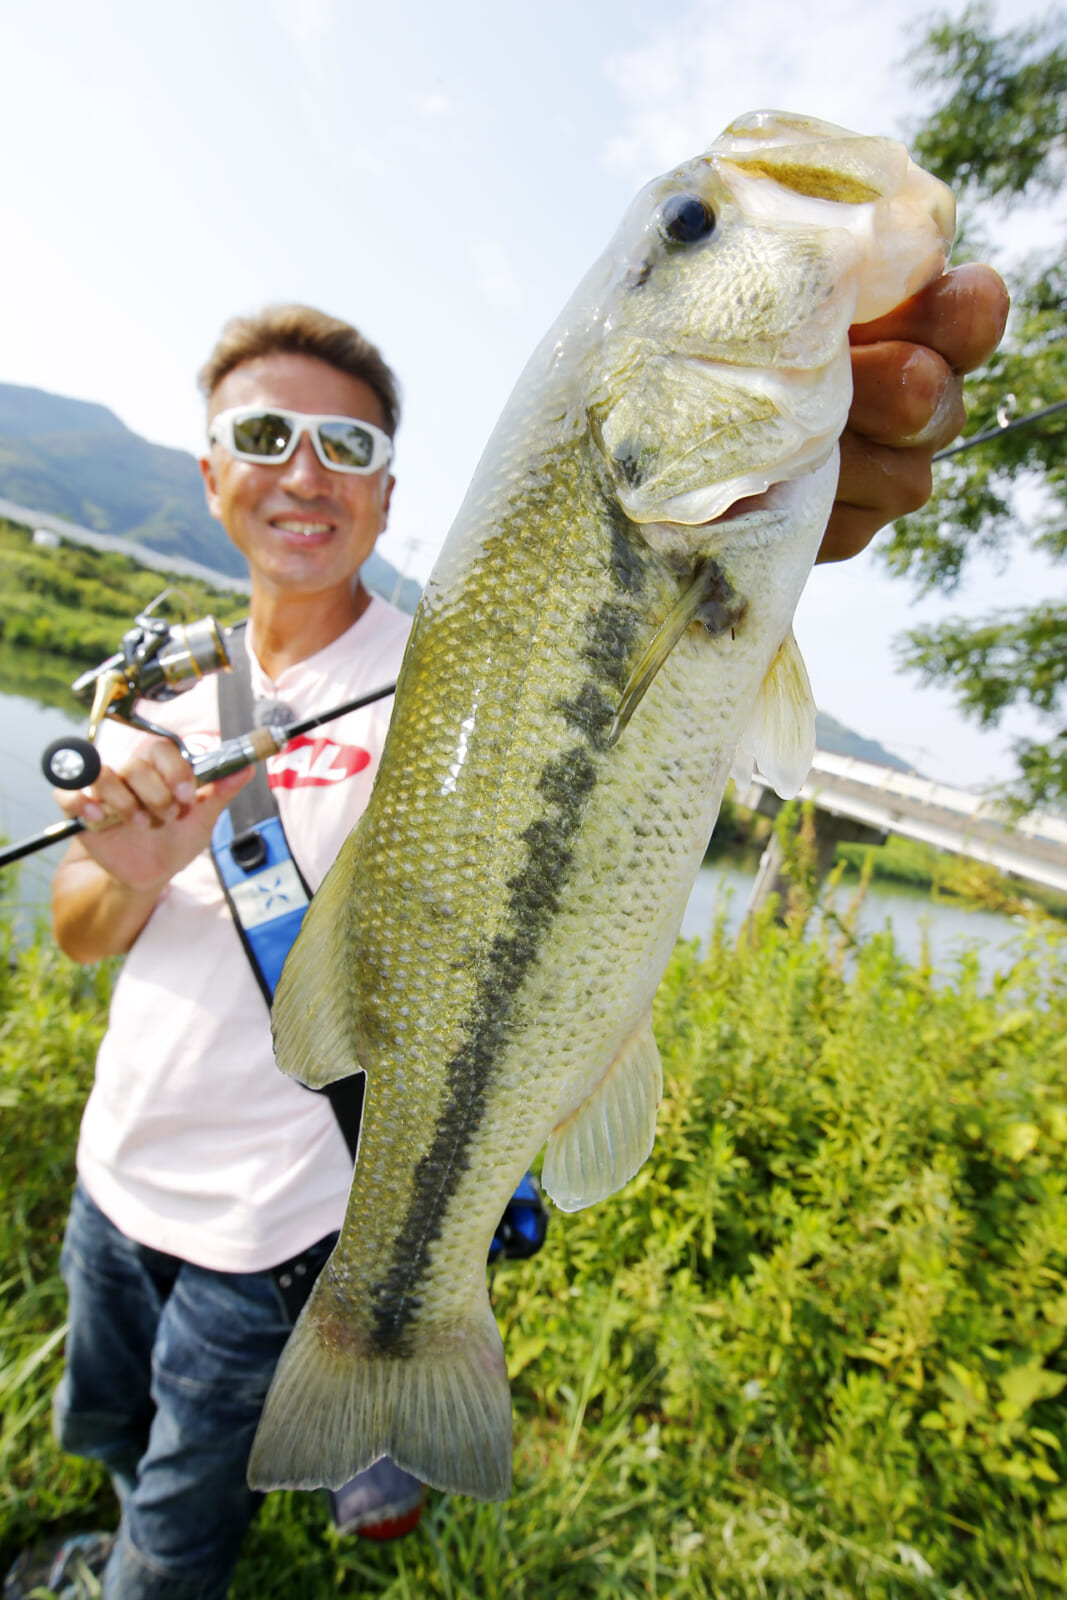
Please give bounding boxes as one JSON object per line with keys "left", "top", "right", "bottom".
{"left": 738, "top": 748, "right": 1067, "bottom": 914}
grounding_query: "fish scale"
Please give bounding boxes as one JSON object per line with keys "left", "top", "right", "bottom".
{"left": 249, "top": 110, "right": 955, "bottom": 1502}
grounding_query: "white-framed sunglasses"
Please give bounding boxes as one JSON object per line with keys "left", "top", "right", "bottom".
{"left": 209, "top": 407, "right": 393, "bottom": 475}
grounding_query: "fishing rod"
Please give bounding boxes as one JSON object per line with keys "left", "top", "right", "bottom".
{"left": 0, "top": 595, "right": 397, "bottom": 872}
{"left": 933, "top": 396, "right": 1067, "bottom": 461}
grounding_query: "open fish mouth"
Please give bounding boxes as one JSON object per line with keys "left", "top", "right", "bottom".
{"left": 703, "top": 485, "right": 779, "bottom": 524}
{"left": 645, "top": 466, "right": 833, "bottom": 565}
{"left": 701, "top": 469, "right": 827, "bottom": 528}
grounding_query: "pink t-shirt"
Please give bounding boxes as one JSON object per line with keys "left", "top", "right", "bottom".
{"left": 76, "top": 597, "right": 411, "bottom": 1272}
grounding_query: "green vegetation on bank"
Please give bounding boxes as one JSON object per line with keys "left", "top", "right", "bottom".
{"left": 837, "top": 832, "right": 1067, "bottom": 920}
{"left": 4, "top": 882, "right": 1066, "bottom": 1597}
{"left": 0, "top": 516, "right": 244, "bottom": 671}
{"left": 709, "top": 794, "right": 1067, "bottom": 921}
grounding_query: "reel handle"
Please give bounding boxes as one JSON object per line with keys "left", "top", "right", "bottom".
{"left": 42, "top": 737, "right": 103, "bottom": 790}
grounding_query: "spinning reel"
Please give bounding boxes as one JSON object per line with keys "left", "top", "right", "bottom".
{"left": 42, "top": 592, "right": 231, "bottom": 790}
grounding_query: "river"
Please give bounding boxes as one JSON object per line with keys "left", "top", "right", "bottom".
{"left": 679, "top": 851, "right": 1029, "bottom": 984}
{"left": 0, "top": 668, "right": 1036, "bottom": 983}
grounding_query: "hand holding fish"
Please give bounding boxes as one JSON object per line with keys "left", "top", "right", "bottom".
{"left": 825, "top": 260, "right": 1010, "bottom": 561}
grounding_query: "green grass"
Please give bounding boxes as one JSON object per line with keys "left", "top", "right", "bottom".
{"left": 0, "top": 920, "right": 119, "bottom": 1559}
{"left": 3, "top": 889, "right": 1066, "bottom": 1597}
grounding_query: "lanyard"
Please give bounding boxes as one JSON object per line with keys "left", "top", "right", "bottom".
{"left": 210, "top": 623, "right": 365, "bottom": 1159}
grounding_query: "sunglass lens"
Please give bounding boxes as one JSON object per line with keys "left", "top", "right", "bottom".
{"left": 232, "top": 412, "right": 294, "bottom": 458}
{"left": 317, "top": 421, "right": 375, "bottom": 469}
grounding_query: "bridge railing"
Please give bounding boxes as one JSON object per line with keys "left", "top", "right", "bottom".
{"left": 806, "top": 751, "right": 1067, "bottom": 847}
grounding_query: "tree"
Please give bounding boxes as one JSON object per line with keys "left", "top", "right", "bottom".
{"left": 882, "top": 6, "right": 1067, "bottom": 808}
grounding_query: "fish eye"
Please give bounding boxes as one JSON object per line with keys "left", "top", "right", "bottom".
{"left": 659, "top": 194, "right": 716, "bottom": 244}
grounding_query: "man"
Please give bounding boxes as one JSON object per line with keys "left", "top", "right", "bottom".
{"left": 38, "top": 268, "right": 1006, "bottom": 1599}
{"left": 41, "top": 307, "right": 417, "bottom": 1600}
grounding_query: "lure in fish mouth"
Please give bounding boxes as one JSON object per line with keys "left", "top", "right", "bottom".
{"left": 248, "top": 112, "right": 955, "bottom": 1503}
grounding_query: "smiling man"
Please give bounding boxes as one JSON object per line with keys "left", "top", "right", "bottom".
{"left": 32, "top": 274, "right": 1008, "bottom": 1600}
{"left": 42, "top": 309, "right": 421, "bottom": 1600}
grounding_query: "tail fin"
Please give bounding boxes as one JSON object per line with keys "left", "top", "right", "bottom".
{"left": 248, "top": 1295, "right": 513, "bottom": 1502}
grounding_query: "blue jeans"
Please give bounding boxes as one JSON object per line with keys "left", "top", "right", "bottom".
{"left": 54, "top": 1180, "right": 335, "bottom": 1599}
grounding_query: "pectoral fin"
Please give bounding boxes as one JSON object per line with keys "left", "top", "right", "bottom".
{"left": 542, "top": 1013, "right": 663, "bottom": 1212}
{"left": 609, "top": 561, "right": 744, "bottom": 746}
{"left": 733, "top": 628, "right": 816, "bottom": 798}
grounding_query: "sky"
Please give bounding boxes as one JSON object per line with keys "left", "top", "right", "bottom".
{"left": 0, "top": 0, "right": 1056, "bottom": 793}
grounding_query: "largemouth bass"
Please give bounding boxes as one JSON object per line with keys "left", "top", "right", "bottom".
{"left": 249, "top": 112, "right": 954, "bottom": 1502}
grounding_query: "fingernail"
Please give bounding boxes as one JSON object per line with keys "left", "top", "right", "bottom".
{"left": 176, "top": 782, "right": 195, "bottom": 804}
{"left": 913, "top": 382, "right": 956, "bottom": 446}
{"left": 900, "top": 356, "right": 955, "bottom": 446}
{"left": 132, "top": 810, "right": 151, "bottom": 829}
{"left": 83, "top": 801, "right": 104, "bottom": 823}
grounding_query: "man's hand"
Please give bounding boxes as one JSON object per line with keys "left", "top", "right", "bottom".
{"left": 820, "top": 262, "right": 1010, "bottom": 563}
{"left": 53, "top": 734, "right": 252, "bottom": 892}
{"left": 51, "top": 735, "right": 252, "bottom": 962}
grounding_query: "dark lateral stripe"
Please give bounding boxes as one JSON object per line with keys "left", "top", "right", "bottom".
{"left": 558, "top": 682, "right": 616, "bottom": 744}
{"left": 606, "top": 506, "right": 650, "bottom": 596}
{"left": 369, "top": 744, "right": 598, "bottom": 1351}
{"left": 582, "top": 596, "right": 645, "bottom": 690}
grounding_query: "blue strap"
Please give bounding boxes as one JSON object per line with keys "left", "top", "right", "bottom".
{"left": 488, "top": 1171, "right": 548, "bottom": 1264}
{"left": 211, "top": 810, "right": 310, "bottom": 1002}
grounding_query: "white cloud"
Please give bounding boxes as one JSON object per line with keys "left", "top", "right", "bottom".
{"left": 602, "top": 0, "right": 1054, "bottom": 188}
{"left": 418, "top": 93, "right": 452, "bottom": 118}
{"left": 603, "top": 0, "right": 926, "bottom": 187}
{"left": 467, "top": 238, "right": 524, "bottom": 313}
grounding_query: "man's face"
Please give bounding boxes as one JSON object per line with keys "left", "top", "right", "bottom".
{"left": 200, "top": 351, "right": 394, "bottom": 603}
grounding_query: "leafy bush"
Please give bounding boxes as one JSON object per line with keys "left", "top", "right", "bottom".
{"left": 492, "top": 912, "right": 1067, "bottom": 1596}
{"left": 2, "top": 894, "right": 1065, "bottom": 1596}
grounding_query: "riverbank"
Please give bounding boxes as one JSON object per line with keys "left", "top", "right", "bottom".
{"left": 3, "top": 902, "right": 1065, "bottom": 1596}
{"left": 6, "top": 501, "right": 1059, "bottom": 922}
{"left": 0, "top": 514, "right": 242, "bottom": 668}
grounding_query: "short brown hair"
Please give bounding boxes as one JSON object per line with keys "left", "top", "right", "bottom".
{"left": 197, "top": 304, "right": 401, "bottom": 436}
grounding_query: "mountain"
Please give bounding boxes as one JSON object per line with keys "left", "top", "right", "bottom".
{"left": 814, "top": 710, "right": 914, "bottom": 771}
{"left": 0, "top": 382, "right": 422, "bottom": 611}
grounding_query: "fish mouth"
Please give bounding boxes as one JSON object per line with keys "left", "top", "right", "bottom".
{"left": 702, "top": 485, "right": 778, "bottom": 526}
{"left": 642, "top": 471, "right": 817, "bottom": 566}
{"left": 699, "top": 475, "right": 805, "bottom": 533}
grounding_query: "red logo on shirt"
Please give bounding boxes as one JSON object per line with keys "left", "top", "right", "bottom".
{"left": 268, "top": 736, "right": 371, "bottom": 788}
